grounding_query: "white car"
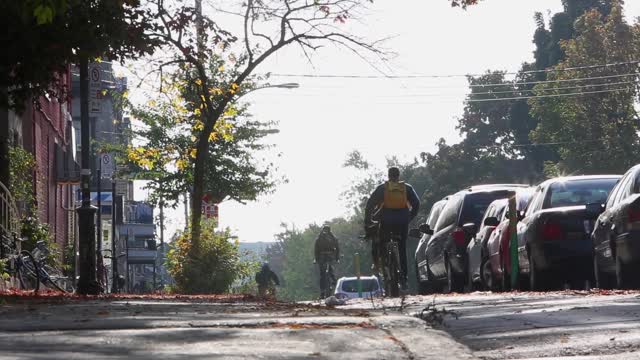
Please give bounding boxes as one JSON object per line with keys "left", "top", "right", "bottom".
{"left": 334, "top": 276, "right": 383, "bottom": 299}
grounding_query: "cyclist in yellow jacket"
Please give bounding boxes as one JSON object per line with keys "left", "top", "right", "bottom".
{"left": 364, "top": 167, "right": 420, "bottom": 288}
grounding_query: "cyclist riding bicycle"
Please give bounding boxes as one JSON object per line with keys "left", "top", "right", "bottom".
{"left": 255, "top": 262, "right": 280, "bottom": 299}
{"left": 364, "top": 167, "right": 420, "bottom": 289}
{"left": 314, "top": 224, "right": 340, "bottom": 298}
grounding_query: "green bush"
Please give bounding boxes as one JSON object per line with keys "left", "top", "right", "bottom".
{"left": 166, "top": 219, "right": 250, "bottom": 294}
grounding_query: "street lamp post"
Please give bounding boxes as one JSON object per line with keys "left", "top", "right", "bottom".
{"left": 76, "top": 56, "right": 101, "bottom": 295}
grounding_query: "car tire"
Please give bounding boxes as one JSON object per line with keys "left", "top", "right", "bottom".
{"left": 444, "top": 256, "right": 463, "bottom": 294}
{"left": 529, "top": 251, "right": 547, "bottom": 292}
{"left": 593, "top": 252, "right": 612, "bottom": 289}
{"left": 480, "top": 256, "right": 496, "bottom": 291}
{"left": 416, "top": 264, "right": 431, "bottom": 295}
{"left": 615, "top": 254, "right": 639, "bottom": 289}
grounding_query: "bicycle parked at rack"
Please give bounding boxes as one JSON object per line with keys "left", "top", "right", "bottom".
{"left": 30, "top": 240, "right": 73, "bottom": 292}
{"left": 0, "top": 232, "right": 40, "bottom": 291}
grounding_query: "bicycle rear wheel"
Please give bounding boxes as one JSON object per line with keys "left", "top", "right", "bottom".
{"left": 18, "top": 251, "right": 40, "bottom": 292}
{"left": 386, "top": 243, "right": 400, "bottom": 297}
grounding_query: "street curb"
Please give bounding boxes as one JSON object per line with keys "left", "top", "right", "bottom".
{"left": 371, "top": 315, "right": 479, "bottom": 360}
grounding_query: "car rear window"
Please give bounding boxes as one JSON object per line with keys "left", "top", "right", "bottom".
{"left": 460, "top": 191, "right": 513, "bottom": 226}
{"left": 340, "top": 279, "right": 378, "bottom": 293}
{"left": 546, "top": 178, "right": 618, "bottom": 208}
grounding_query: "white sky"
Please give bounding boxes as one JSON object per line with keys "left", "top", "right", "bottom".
{"left": 134, "top": 0, "right": 640, "bottom": 242}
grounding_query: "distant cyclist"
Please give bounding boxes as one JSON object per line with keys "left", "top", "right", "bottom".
{"left": 314, "top": 224, "right": 340, "bottom": 298}
{"left": 255, "top": 262, "right": 279, "bottom": 299}
{"left": 364, "top": 166, "right": 420, "bottom": 289}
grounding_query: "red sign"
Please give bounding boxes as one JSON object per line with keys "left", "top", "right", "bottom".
{"left": 202, "top": 201, "right": 219, "bottom": 219}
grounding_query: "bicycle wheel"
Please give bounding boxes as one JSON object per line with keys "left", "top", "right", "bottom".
{"left": 18, "top": 251, "right": 40, "bottom": 292}
{"left": 40, "top": 264, "right": 68, "bottom": 292}
{"left": 386, "top": 242, "right": 400, "bottom": 297}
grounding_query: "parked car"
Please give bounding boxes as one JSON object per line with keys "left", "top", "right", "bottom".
{"left": 516, "top": 176, "right": 621, "bottom": 291}
{"left": 414, "top": 198, "right": 448, "bottom": 294}
{"left": 466, "top": 198, "right": 508, "bottom": 291}
{"left": 483, "top": 188, "right": 534, "bottom": 291}
{"left": 334, "top": 276, "right": 383, "bottom": 299}
{"left": 592, "top": 165, "right": 640, "bottom": 289}
{"left": 424, "top": 184, "right": 529, "bottom": 293}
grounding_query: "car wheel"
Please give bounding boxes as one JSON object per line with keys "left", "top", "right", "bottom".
{"left": 480, "top": 256, "right": 495, "bottom": 291}
{"left": 528, "top": 251, "right": 547, "bottom": 291}
{"left": 416, "top": 263, "right": 431, "bottom": 295}
{"left": 464, "top": 258, "right": 475, "bottom": 293}
{"left": 444, "top": 256, "right": 462, "bottom": 294}
{"left": 615, "top": 254, "right": 639, "bottom": 289}
{"left": 593, "top": 252, "right": 612, "bottom": 289}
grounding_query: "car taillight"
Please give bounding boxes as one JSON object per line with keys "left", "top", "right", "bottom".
{"left": 628, "top": 207, "right": 640, "bottom": 224}
{"left": 452, "top": 228, "right": 466, "bottom": 246}
{"left": 542, "top": 222, "right": 563, "bottom": 240}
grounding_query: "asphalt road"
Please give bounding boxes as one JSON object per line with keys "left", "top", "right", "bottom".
{"left": 342, "top": 290, "right": 640, "bottom": 360}
{"left": 0, "top": 295, "right": 475, "bottom": 360}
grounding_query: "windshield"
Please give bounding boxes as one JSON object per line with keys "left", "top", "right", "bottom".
{"left": 460, "top": 191, "right": 513, "bottom": 226}
{"left": 340, "top": 279, "right": 379, "bottom": 293}
{"left": 546, "top": 179, "right": 618, "bottom": 208}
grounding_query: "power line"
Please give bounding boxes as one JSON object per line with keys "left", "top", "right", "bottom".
{"left": 399, "top": 80, "right": 637, "bottom": 97}
{"left": 270, "top": 60, "right": 640, "bottom": 79}
{"left": 465, "top": 87, "right": 634, "bottom": 102}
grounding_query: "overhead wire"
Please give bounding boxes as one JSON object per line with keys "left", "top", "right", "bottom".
{"left": 270, "top": 60, "right": 640, "bottom": 79}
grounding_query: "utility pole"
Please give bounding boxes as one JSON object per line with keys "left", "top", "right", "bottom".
{"left": 111, "top": 179, "right": 119, "bottom": 293}
{"left": 76, "top": 56, "right": 100, "bottom": 295}
{"left": 158, "top": 196, "right": 165, "bottom": 288}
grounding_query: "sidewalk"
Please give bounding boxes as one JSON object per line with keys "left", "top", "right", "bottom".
{"left": 0, "top": 294, "right": 477, "bottom": 359}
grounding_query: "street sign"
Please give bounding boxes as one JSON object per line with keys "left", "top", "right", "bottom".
{"left": 101, "top": 153, "right": 115, "bottom": 179}
{"left": 89, "top": 64, "right": 101, "bottom": 113}
{"left": 115, "top": 180, "right": 128, "bottom": 196}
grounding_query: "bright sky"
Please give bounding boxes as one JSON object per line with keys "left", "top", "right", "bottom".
{"left": 135, "top": 0, "right": 640, "bottom": 242}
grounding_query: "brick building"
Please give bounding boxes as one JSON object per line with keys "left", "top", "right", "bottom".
{"left": 15, "top": 67, "right": 76, "bottom": 249}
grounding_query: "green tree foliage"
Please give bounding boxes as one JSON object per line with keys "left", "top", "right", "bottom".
{"left": 8, "top": 146, "right": 36, "bottom": 211}
{"left": 166, "top": 219, "right": 251, "bottom": 294}
{"left": 530, "top": 3, "right": 640, "bottom": 175}
{"left": 118, "top": 61, "right": 279, "bottom": 209}
{"left": 1, "top": 0, "right": 159, "bottom": 110}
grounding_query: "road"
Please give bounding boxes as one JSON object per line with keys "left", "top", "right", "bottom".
{"left": 0, "top": 294, "right": 475, "bottom": 359}
{"left": 341, "top": 290, "right": 640, "bottom": 360}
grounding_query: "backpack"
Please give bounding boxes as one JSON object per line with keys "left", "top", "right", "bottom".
{"left": 383, "top": 181, "right": 408, "bottom": 209}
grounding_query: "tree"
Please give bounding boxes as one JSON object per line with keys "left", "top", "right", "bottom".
{"left": 140, "top": 0, "right": 386, "bottom": 255}
{"left": 529, "top": 3, "right": 640, "bottom": 175}
{"left": 120, "top": 69, "right": 280, "bottom": 210}
{"left": 1, "top": 0, "right": 159, "bottom": 110}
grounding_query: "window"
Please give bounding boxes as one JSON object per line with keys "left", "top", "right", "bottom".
{"left": 606, "top": 176, "right": 625, "bottom": 209}
{"left": 427, "top": 201, "right": 446, "bottom": 229}
{"left": 340, "top": 279, "right": 379, "bottom": 293}
{"left": 545, "top": 178, "right": 618, "bottom": 209}
{"left": 460, "top": 191, "right": 512, "bottom": 226}
{"left": 615, "top": 174, "right": 634, "bottom": 203}
{"left": 525, "top": 187, "right": 544, "bottom": 216}
{"left": 435, "top": 196, "right": 462, "bottom": 231}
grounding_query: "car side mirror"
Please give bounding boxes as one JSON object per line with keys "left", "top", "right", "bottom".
{"left": 419, "top": 223, "right": 434, "bottom": 235}
{"left": 585, "top": 202, "right": 605, "bottom": 217}
{"left": 483, "top": 217, "right": 500, "bottom": 227}
{"left": 462, "top": 223, "right": 477, "bottom": 234}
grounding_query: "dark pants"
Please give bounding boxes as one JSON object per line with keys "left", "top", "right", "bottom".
{"left": 374, "top": 222, "right": 408, "bottom": 283}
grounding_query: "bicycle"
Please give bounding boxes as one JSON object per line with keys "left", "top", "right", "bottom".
{"left": 0, "top": 232, "right": 40, "bottom": 291}
{"left": 366, "top": 223, "right": 402, "bottom": 298}
{"left": 317, "top": 253, "right": 338, "bottom": 298}
{"left": 30, "top": 240, "right": 72, "bottom": 292}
